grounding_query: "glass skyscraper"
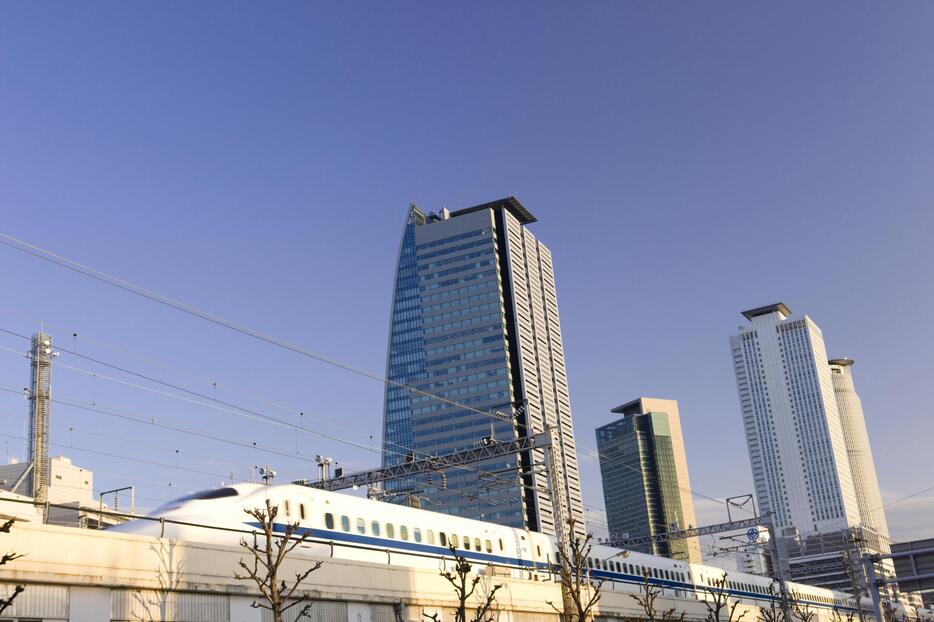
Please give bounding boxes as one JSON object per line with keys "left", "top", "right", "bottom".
{"left": 381, "top": 197, "right": 585, "bottom": 536}
{"left": 595, "top": 397, "right": 702, "bottom": 563}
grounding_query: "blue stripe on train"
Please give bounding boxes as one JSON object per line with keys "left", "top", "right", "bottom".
{"left": 249, "top": 521, "right": 860, "bottom": 614}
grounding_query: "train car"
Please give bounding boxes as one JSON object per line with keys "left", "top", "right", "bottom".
{"left": 111, "top": 482, "right": 555, "bottom": 578}
{"left": 112, "top": 482, "right": 876, "bottom": 618}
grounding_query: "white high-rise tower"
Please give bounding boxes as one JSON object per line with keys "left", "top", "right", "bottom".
{"left": 731, "top": 303, "right": 895, "bottom": 593}
{"left": 828, "top": 358, "right": 889, "bottom": 538}
{"left": 730, "top": 303, "right": 862, "bottom": 533}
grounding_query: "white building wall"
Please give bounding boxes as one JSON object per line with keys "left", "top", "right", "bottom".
{"left": 731, "top": 306, "right": 861, "bottom": 534}
{"left": 69, "top": 586, "right": 110, "bottom": 622}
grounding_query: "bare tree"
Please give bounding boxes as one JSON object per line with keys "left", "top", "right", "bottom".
{"left": 832, "top": 606, "right": 856, "bottom": 622}
{"left": 234, "top": 499, "right": 322, "bottom": 622}
{"left": 702, "top": 572, "right": 748, "bottom": 622}
{"left": 546, "top": 517, "right": 603, "bottom": 622}
{"left": 757, "top": 581, "right": 786, "bottom": 622}
{"left": 422, "top": 544, "right": 502, "bottom": 622}
{"left": 789, "top": 592, "right": 815, "bottom": 622}
{"left": 630, "top": 572, "right": 684, "bottom": 622}
{"left": 0, "top": 519, "right": 24, "bottom": 616}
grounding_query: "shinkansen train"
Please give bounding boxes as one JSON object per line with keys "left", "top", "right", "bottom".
{"left": 111, "top": 483, "right": 932, "bottom": 620}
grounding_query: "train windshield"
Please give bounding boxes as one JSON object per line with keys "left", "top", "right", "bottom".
{"left": 175, "top": 487, "right": 239, "bottom": 502}
{"left": 148, "top": 487, "right": 239, "bottom": 516}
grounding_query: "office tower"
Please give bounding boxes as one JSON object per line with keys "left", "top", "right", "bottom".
{"left": 730, "top": 303, "right": 861, "bottom": 533}
{"left": 381, "top": 197, "right": 585, "bottom": 536}
{"left": 828, "top": 359, "right": 889, "bottom": 539}
{"left": 730, "top": 303, "right": 893, "bottom": 592}
{"left": 595, "top": 398, "right": 702, "bottom": 563}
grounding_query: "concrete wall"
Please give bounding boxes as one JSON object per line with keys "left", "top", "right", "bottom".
{"left": 0, "top": 521, "right": 724, "bottom": 622}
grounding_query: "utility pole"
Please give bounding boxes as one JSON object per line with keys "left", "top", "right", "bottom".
{"left": 26, "top": 332, "right": 55, "bottom": 521}
{"left": 762, "top": 514, "right": 793, "bottom": 622}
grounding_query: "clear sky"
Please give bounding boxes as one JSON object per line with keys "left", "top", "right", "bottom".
{"left": 1, "top": 3, "right": 932, "bottom": 548}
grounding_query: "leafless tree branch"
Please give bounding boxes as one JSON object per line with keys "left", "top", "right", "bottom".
{"left": 234, "top": 498, "right": 322, "bottom": 622}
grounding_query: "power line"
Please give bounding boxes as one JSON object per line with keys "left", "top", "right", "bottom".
{"left": 0, "top": 321, "right": 414, "bottom": 461}
{"left": 0, "top": 430, "right": 236, "bottom": 483}
{"left": 577, "top": 445, "right": 728, "bottom": 507}
{"left": 0, "top": 232, "right": 516, "bottom": 425}
{"left": 0, "top": 409, "right": 256, "bottom": 473}
{"left": 0, "top": 323, "right": 567, "bottom": 515}
{"left": 0, "top": 237, "right": 678, "bottom": 518}
{"left": 0, "top": 321, "right": 492, "bottom": 483}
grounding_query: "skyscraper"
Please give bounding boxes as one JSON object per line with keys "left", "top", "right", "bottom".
{"left": 828, "top": 358, "right": 889, "bottom": 539}
{"left": 595, "top": 397, "right": 702, "bottom": 563}
{"left": 381, "top": 197, "right": 585, "bottom": 536}
{"left": 730, "top": 303, "right": 893, "bottom": 591}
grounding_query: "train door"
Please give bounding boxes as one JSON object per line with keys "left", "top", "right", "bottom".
{"left": 513, "top": 530, "right": 531, "bottom": 579}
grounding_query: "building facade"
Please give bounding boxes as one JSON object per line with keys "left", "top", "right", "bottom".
{"left": 729, "top": 303, "right": 893, "bottom": 591}
{"left": 730, "top": 303, "right": 862, "bottom": 534}
{"left": 829, "top": 358, "right": 889, "bottom": 539}
{"left": 595, "top": 397, "right": 702, "bottom": 562}
{"left": 381, "top": 198, "right": 585, "bottom": 536}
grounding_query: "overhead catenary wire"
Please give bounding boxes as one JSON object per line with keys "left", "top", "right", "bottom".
{"left": 0, "top": 238, "right": 735, "bottom": 517}
{"left": 0, "top": 322, "right": 587, "bottom": 523}
{"left": 0, "top": 408, "right": 256, "bottom": 472}
{"left": 0, "top": 430, "right": 237, "bottom": 484}
{"left": 0, "top": 322, "right": 417, "bottom": 462}
{"left": 0, "top": 322, "right": 492, "bottom": 483}
{"left": 0, "top": 232, "right": 517, "bottom": 424}
{"left": 0, "top": 384, "right": 343, "bottom": 474}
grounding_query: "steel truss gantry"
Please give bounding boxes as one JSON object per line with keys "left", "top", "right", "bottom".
{"left": 605, "top": 515, "right": 768, "bottom": 549}
{"left": 293, "top": 432, "right": 552, "bottom": 492}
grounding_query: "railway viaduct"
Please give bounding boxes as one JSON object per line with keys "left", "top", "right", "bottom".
{"left": 0, "top": 521, "right": 733, "bottom": 622}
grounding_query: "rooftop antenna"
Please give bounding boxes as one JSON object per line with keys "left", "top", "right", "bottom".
{"left": 257, "top": 465, "right": 276, "bottom": 485}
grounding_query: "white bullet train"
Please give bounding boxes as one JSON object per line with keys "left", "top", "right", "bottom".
{"left": 112, "top": 483, "right": 931, "bottom": 620}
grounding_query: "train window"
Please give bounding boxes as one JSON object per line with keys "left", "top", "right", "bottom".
{"left": 400, "top": 526, "right": 409, "bottom": 541}
{"left": 427, "top": 530, "right": 435, "bottom": 545}
{"left": 586, "top": 557, "right": 593, "bottom": 569}
{"left": 371, "top": 521, "right": 380, "bottom": 537}
{"left": 485, "top": 540, "right": 492, "bottom": 553}
{"left": 284, "top": 500, "right": 292, "bottom": 516}
{"left": 450, "top": 534, "right": 459, "bottom": 548}
{"left": 414, "top": 528, "right": 422, "bottom": 543}
{"left": 325, "top": 513, "right": 334, "bottom": 529}
{"left": 475, "top": 538, "right": 481, "bottom": 552}
{"left": 386, "top": 523, "right": 395, "bottom": 538}
{"left": 356, "top": 518, "right": 365, "bottom": 535}
{"left": 340, "top": 516, "right": 350, "bottom": 531}
{"left": 536, "top": 545, "right": 541, "bottom": 557}
{"left": 464, "top": 537, "right": 471, "bottom": 550}
{"left": 440, "top": 532, "right": 447, "bottom": 546}
{"left": 499, "top": 539, "right": 504, "bottom": 551}
{"left": 299, "top": 504, "right": 306, "bottom": 520}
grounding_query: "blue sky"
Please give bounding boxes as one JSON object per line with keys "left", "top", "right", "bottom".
{"left": 1, "top": 3, "right": 932, "bottom": 545}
